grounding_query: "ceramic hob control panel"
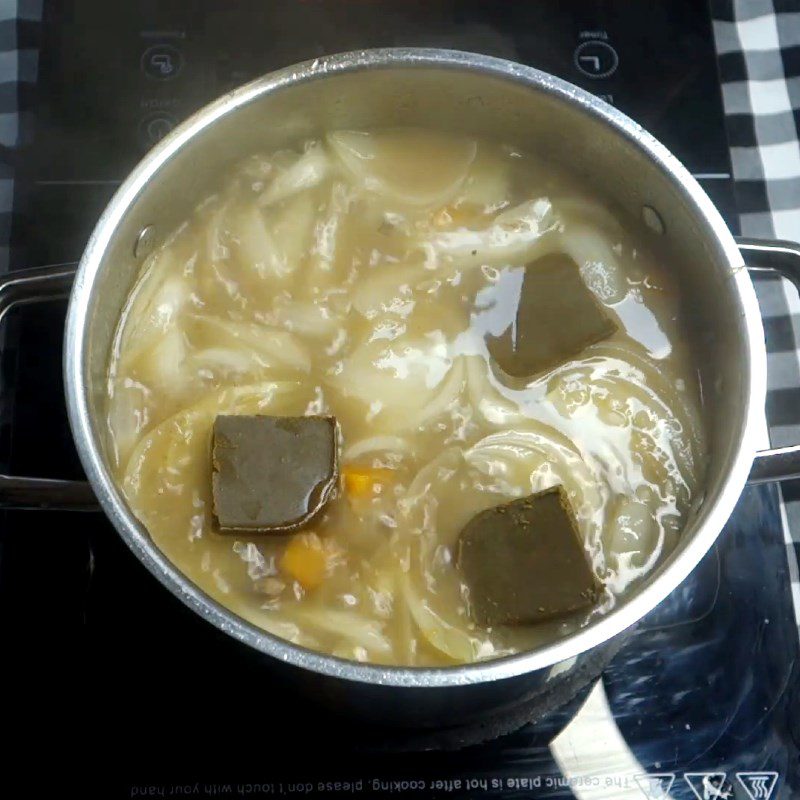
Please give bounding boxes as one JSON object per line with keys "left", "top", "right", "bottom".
{"left": 14, "top": 0, "right": 736, "bottom": 270}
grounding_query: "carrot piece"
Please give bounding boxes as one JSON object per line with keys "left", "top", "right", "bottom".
{"left": 280, "top": 532, "right": 328, "bottom": 590}
{"left": 342, "top": 466, "right": 395, "bottom": 498}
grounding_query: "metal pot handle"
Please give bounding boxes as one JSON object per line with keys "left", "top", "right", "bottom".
{"left": 0, "top": 263, "right": 98, "bottom": 510}
{"left": 738, "top": 237, "right": 800, "bottom": 484}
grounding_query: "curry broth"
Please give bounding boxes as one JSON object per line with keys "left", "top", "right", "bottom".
{"left": 106, "top": 129, "right": 704, "bottom": 666}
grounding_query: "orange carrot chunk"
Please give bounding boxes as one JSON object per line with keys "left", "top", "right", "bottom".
{"left": 342, "top": 466, "right": 395, "bottom": 498}
{"left": 281, "top": 532, "right": 328, "bottom": 590}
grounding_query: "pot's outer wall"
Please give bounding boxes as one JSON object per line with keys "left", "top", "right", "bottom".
{"left": 63, "top": 50, "right": 765, "bottom": 725}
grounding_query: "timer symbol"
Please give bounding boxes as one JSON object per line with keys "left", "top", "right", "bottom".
{"left": 574, "top": 41, "right": 619, "bottom": 79}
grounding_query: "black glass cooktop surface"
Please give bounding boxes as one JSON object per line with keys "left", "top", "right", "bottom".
{"left": 2, "top": 2, "right": 799, "bottom": 799}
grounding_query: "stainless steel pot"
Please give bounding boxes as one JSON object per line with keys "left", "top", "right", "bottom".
{"left": 2, "top": 49, "right": 800, "bottom": 728}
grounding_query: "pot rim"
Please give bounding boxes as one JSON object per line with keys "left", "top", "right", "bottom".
{"left": 64, "top": 48, "right": 765, "bottom": 689}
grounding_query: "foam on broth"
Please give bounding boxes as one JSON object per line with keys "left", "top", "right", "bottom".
{"left": 106, "top": 128, "right": 705, "bottom": 666}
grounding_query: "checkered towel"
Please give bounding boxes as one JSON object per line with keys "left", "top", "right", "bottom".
{"left": 0, "top": 0, "right": 39, "bottom": 268}
{"left": 714, "top": 0, "right": 800, "bottom": 630}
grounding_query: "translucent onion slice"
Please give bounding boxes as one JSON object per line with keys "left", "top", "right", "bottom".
{"left": 106, "top": 378, "right": 152, "bottom": 470}
{"left": 185, "top": 315, "right": 311, "bottom": 373}
{"left": 344, "top": 435, "right": 413, "bottom": 461}
{"left": 561, "top": 222, "right": 627, "bottom": 304}
{"left": 326, "top": 332, "right": 466, "bottom": 432}
{"left": 258, "top": 142, "right": 330, "bottom": 206}
{"left": 543, "top": 348, "right": 700, "bottom": 501}
{"left": 554, "top": 196, "right": 626, "bottom": 236}
{"left": 199, "top": 194, "right": 316, "bottom": 315}
{"left": 328, "top": 130, "right": 477, "bottom": 207}
{"left": 399, "top": 447, "right": 512, "bottom": 553}
{"left": 402, "top": 447, "right": 465, "bottom": 514}
{"left": 267, "top": 190, "right": 318, "bottom": 275}
{"left": 351, "top": 262, "right": 427, "bottom": 319}
{"left": 128, "top": 326, "right": 189, "bottom": 394}
{"left": 401, "top": 573, "right": 490, "bottom": 663}
{"left": 185, "top": 347, "right": 270, "bottom": 382}
{"left": 457, "top": 146, "right": 511, "bottom": 210}
{"left": 466, "top": 428, "right": 604, "bottom": 514}
{"left": 118, "top": 251, "right": 191, "bottom": 368}
{"left": 232, "top": 204, "right": 276, "bottom": 277}
{"left": 231, "top": 192, "right": 316, "bottom": 283}
{"left": 465, "top": 355, "right": 527, "bottom": 427}
{"left": 423, "top": 198, "right": 557, "bottom": 270}
{"left": 308, "top": 181, "right": 352, "bottom": 281}
{"left": 287, "top": 607, "right": 393, "bottom": 657}
{"left": 272, "top": 298, "right": 342, "bottom": 339}
{"left": 254, "top": 617, "right": 303, "bottom": 645}
{"left": 582, "top": 341, "right": 704, "bottom": 464}
{"left": 603, "top": 496, "right": 661, "bottom": 592}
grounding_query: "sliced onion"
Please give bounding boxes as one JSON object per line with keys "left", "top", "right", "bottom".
{"left": 326, "top": 334, "right": 466, "bottom": 432}
{"left": 186, "top": 347, "right": 265, "bottom": 378}
{"left": 132, "top": 326, "right": 189, "bottom": 394}
{"left": 309, "top": 181, "right": 351, "bottom": 273}
{"left": 106, "top": 379, "right": 152, "bottom": 470}
{"left": 287, "top": 607, "right": 393, "bottom": 656}
{"left": 351, "top": 262, "right": 427, "bottom": 318}
{"left": 258, "top": 142, "right": 330, "bottom": 206}
{"left": 186, "top": 315, "right": 311, "bottom": 373}
{"left": 231, "top": 192, "right": 316, "bottom": 284}
{"left": 273, "top": 298, "right": 341, "bottom": 339}
{"left": 328, "top": 129, "right": 476, "bottom": 207}
{"left": 423, "top": 198, "right": 558, "bottom": 270}
{"left": 457, "top": 146, "right": 510, "bottom": 210}
{"left": 411, "top": 357, "right": 466, "bottom": 428}
{"left": 561, "top": 222, "right": 627, "bottom": 304}
{"left": 267, "top": 190, "right": 317, "bottom": 275}
{"left": 402, "top": 447, "right": 464, "bottom": 510}
{"left": 255, "top": 617, "right": 303, "bottom": 645}
{"left": 231, "top": 204, "right": 277, "bottom": 277}
{"left": 544, "top": 348, "right": 700, "bottom": 500}
{"left": 118, "top": 252, "right": 191, "bottom": 367}
{"left": 401, "top": 573, "right": 489, "bottom": 663}
{"left": 466, "top": 428, "right": 598, "bottom": 502}
{"left": 465, "top": 355, "right": 526, "bottom": 427}
{"left": 205, "top": 202, "right": 232, "bottom": 265}
{"left": 603, "top": 496, "right": 662, "bottom": 592}
{"left": 344, "top": 435, "right": 413, "bottom": 461}
{"left": 554, "top": 196, "right": 626, "bottom": 236}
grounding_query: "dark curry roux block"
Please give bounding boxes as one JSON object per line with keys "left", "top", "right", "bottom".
{"left": 487, "top": 253, "right": 617, "bottom": 378}
{"left": 212, "top": 415, "right": 338, "bottom": 534}
{"left": 457, "top": 486, "right": 601, "bottom": 626}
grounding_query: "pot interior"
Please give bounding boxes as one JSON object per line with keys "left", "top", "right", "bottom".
{"left": 75, "top": 51, "right": 762, "bottom": 675}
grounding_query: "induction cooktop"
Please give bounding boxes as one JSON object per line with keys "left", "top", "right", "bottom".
{"left": 1, "top": 2, "right": 798, "bottom": 799}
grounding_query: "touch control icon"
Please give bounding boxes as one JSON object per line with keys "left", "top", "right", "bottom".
{"left": 574, "top": 40, "right": 619, "bottom": 79}
{"left": 142, "top": 44, "right": 183, "bottom": 80}
{"left": 139, "top": 113, "right": 177, "bottom": 147}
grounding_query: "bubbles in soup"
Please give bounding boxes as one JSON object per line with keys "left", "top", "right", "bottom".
{"left": 107, "top": 129, "right": 705, "bottom": 667}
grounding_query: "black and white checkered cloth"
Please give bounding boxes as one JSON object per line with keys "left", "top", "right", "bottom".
{"left": 0, "top": 0, "right": 39, "bottom": 271}
{"left": 714, "top": 0, "right": 800, "bottom": 630}
{"left": 0, "top": 0, "right": 799, "bottom": 627}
